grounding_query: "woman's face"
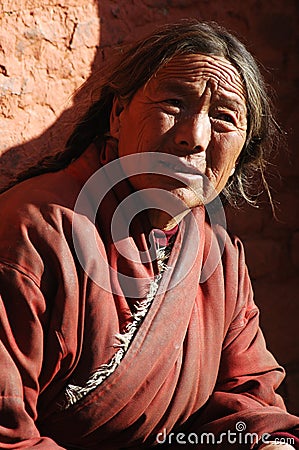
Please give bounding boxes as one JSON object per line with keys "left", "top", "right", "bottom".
{"left": 110, "top": 53, "right": 247, "bottom": 212}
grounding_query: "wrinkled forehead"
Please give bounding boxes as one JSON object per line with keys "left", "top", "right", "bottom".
{"left": 147, "top": 53, "right": 246, "bottom": 100}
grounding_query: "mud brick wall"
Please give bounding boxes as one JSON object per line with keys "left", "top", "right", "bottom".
{"left": 0, "top": 0, "right": 298, "bottom": 414}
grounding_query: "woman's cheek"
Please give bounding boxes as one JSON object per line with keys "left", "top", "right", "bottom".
{"left": 214, "top": 132, "right": 244, "bottom": 163}
{"left": 159, "top": 112, "right": 176, "bottom": 133}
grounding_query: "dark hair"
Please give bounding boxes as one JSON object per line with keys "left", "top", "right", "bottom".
{"left": 21, "top": 19, "right": 279, "bottom": 206}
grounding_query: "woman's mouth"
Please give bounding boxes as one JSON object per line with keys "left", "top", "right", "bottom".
{"left": 158, "top": 156, "right": 205, "bottom": 176}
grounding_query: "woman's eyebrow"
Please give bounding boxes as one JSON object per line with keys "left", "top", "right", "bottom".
{"left": 149, "top": 79, "right": 247, "bottom": 114}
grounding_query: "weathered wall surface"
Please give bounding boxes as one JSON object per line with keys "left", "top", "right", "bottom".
{"left": 0, "top": 0, "right": 101, "bottom": 187}
{"left": 1, "top": 0, "right": 298, "bottom": 413}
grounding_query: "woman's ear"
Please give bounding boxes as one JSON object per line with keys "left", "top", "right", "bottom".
{"left": 109, "top": 96, "right": 124, "bottom": 139}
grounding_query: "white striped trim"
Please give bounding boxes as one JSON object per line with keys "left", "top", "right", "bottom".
{"left": 63, "top": 246, "right": 171, "bottom": 409}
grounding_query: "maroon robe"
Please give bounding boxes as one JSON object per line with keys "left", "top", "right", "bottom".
{"left": 0, "top": 142, "right": 298, "bottom": 449}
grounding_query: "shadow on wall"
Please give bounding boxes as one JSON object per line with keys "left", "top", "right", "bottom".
{"left": 0, "top": 0, "right": 103, "bottom": 191}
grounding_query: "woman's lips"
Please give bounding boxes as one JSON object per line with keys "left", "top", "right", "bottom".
{"left": 158, "top": 157, "right": 205, "bottom": 177}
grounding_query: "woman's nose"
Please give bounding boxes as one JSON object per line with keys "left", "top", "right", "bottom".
{"left": 174, "top": 114, "right": 211, "bottom": 153}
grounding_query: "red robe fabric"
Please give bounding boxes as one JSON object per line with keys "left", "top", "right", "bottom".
{"left": 0, "top": 141, "right": 298, "bottom": 449}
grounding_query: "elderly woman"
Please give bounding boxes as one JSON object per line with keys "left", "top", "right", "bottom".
{"left": 0, "top": 20, "right": 298, "bottom": 449}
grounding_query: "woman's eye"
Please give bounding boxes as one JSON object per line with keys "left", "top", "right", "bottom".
{"left": 213, "top": 112, "right": 235, "bottom": 124}
{"left": 163, "top": 99, "right": 182, "bottom": 108}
